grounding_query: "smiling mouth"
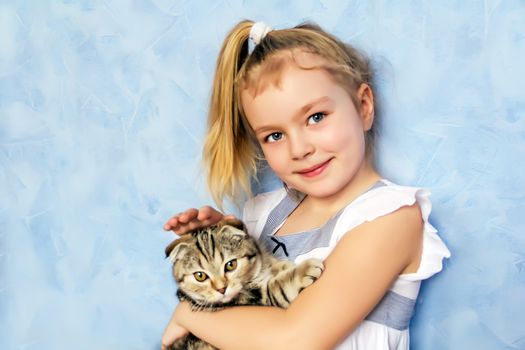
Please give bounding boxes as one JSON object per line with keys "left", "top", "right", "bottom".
{"left": 296, "top": 158, "right": 333, "bottom": 177}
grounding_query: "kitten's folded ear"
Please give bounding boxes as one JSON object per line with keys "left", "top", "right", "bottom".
{"left": 218, "top": 219, "right": 248, "bottom": 238}
{"left": 165, "top": 235, "right": 192, "bottom": 263}
{"left": 218, "top": 218, "right": 247, "bottom": 232}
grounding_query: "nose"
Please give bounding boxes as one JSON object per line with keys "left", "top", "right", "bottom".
{"left": 214, "top": 277, "right": 228, "bottom": 294}
{"left": 289, "top": 133, "right": 314, "bottom": 160}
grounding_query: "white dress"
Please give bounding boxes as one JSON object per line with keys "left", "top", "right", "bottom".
{"left": 242, "top": 179, "right": 451, "bottom": 349}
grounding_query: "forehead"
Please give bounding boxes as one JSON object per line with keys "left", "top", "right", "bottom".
{"left": 240, "top": 64, "right": 343, "bottom": 124}
{"left": 242, "top": 49, "right": 329, "bottom": 98}
{"left": 239, "top": 47, "right": 344, "bottom": 103}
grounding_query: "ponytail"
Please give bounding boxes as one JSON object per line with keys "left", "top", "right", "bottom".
{"left": 203, "top": 20, "right": 257, "bottom": 210}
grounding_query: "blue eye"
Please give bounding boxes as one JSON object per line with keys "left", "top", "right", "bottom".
{"left": 307, "top": 112, "right": 325, "bottom": 125}
{"left": 265, "top": 132, "right": 283, "bottom": 143}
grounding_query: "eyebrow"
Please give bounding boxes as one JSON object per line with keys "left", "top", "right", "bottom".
{"left": 253, "top": 96, "right": 332, "bottom": 135}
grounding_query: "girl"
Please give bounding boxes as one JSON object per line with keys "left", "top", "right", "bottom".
{"left": 162, "top": 20, "right": 450, "bottom": 350}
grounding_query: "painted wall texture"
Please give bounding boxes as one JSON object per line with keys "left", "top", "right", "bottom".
{"left": 1, "top": 1, "right": 524, "bottom": 349}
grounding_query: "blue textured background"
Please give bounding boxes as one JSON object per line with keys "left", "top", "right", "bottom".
{"left": 1, "top": 1, "right": 524, "bottom": 349}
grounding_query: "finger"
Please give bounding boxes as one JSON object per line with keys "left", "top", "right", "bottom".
{"left": 163, "top": 219, "right": 178, "bottom": 231}
{"left": 172, "top": 219, "right": 203, "bottom": 235}
{"left": 197, "top": 205, "right": 217, "bottom": 221}
{"left": 165, "top": 217, "right": 188, "bottom": 235}
{"left": 178, "top": 208, "right": 198, "bottom": 224}
{"left": 163, "top": 212, "right": 183, "bottom": 230}
{"left": 186, "top": 218, "right": 211, "bottom": 232}
{"left": 224, "top": 214, "right": 236, "bottom": 220}
{"left": 181, "top": 217, "right": 219, "bottom": 234}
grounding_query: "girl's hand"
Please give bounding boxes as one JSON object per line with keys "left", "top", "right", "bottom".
{"left": 163, "top": 206, "right": 236, "bottom": 235}
{"left": 161, "top": 315, "right": 189, "bottom": 350}
{"left": 161, "top": 301, "right": 193, "bottom": 350}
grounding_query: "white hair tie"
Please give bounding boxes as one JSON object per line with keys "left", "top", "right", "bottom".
{"left": 248, "top": 22, "right": 273, "bottom": 54}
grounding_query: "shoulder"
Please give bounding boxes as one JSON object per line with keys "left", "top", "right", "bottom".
{"left": 354, "top": 180, "right": 430, "bottom": 217}
{"left": 339, "top": 201, "right": 423, "bottom": 261}
{"left": 378, "top": 203, "right": 423, "bottom": 260}
{"left": 328, "top": 180, "right": 428, "bottom": 267}
{"left": 332, "top": 180, "right": 431, "bottom": 241}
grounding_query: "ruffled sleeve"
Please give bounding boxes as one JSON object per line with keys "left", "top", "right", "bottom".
{"left": 398, "top": 187, "right": 451, "bottom": 282}
{"left": 331, "top": 181, "right": 451, "bottom": 282}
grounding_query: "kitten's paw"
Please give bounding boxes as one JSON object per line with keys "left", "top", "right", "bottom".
{"left": 296, "top": 258, "right": 324, "bottom": 288}
{"left": 270, "top": 260, "right": 295, "bottom": 274}
{"left": 265, "top": 259, "right": 324, "bottom": 308}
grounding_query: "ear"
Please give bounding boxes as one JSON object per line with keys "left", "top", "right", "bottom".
{"left": 165, "top": 235, "right": 192, "bottom": 263}
{"left": 218, "top": 218, "right": 248, "bottom": 238}
{"left": 357, "top": 83, "right": 375, "bottom": 131}
{"left": 218, "top": 218, "right": 247, "bottom": 233}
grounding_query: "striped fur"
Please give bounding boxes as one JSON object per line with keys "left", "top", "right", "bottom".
{"left": 165, "top": 220, "right": 324, "bottom": 350}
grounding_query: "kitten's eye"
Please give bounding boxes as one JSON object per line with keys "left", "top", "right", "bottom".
{"left": 307, "top": 112, "right": 325, "bottom": 125}
{"left": 225, "top": 259, "right": 238, "bottom": 272}
{"left": 193, "top": 271, "right": 208, "bottom": 282}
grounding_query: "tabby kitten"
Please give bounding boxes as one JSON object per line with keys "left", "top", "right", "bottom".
{"left": 165, "top": 219, "right": 324, "bottom": 350}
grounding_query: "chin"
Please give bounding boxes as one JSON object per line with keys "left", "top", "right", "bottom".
{"left": 222, "top": 285, "right": 244, "bottom": 303}
{"left": 297, "top": 184, "right": 340, "bottom": 198}
{"left": 220, "top": 295, "right": 235, "bottom": 303}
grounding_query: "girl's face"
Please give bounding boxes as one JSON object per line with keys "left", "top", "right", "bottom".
{"left": 241, "top": 61, "right": 374, "bottom": 200}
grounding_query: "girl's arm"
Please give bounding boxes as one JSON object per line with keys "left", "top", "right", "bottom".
{"left": 172, "top": 204, "right": 423, "bottom": 350}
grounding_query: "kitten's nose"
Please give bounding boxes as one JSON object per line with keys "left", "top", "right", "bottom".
{"left": 217, "top": 287, "right": 227, "bottom": 294}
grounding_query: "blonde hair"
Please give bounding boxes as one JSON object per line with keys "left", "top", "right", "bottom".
{"left": 203, "top": 20, "right": 376, "bottom": 209}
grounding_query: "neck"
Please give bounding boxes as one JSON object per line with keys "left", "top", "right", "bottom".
{"left": 177, "top": 289, "right": 232, "bottom": 311}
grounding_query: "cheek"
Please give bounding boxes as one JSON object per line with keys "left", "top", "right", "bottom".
{"left": 323, "top": 122, "right": 365, "bottom": 153}
{"left": 174, "top": 265, "right": 187, "bottom": 284}
{"left": 261, "top": 146, "right": 287, "bottom": 172}
{"left": 228, "top": 259, "right": 256, "bottom": 282}
{"left": 181, "top": 275, "right": 210, "bottom": 291}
